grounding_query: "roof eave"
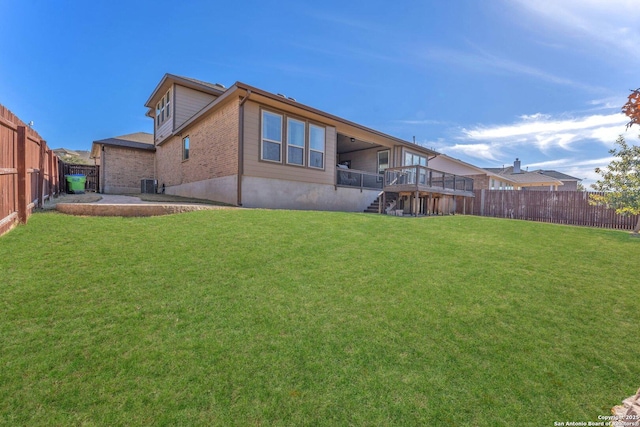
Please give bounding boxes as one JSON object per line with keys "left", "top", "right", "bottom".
{"left": 144, "top": 73, "right": 226, "bottom": 108}
{"left": 234, "top": 81, "right": 438, "bottom": 157}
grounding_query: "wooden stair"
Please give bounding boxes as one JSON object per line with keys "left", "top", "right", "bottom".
{"left": 364, "top": 193, "right": 398, "bottom": 214}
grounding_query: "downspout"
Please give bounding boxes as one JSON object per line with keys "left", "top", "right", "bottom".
{"left": 101, "top": 145, "right": 105, "bottom": 193}
{"left": 237, "top": 89, "right": 252, "bottom": 206}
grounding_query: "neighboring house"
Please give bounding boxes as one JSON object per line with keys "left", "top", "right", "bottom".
{"left": 90, "top": 132, "right": 155, "bottom": 194}
{"left": 138, "top": 73, "right": 474, "bottom": 214}
{"left": 484, "top": 159, "right": 564, "bottom": 191}
{"left": 428, "top": 153, "right": 516, "bottom": 190}
{"left": 532, "top": 170, "right": 582, "bottom": 191}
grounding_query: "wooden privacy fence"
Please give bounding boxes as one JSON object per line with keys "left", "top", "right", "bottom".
{"left": 59, "top": 163, "right": 99, "bottom": 193}
{"left": 468, "top": 189, "right": 639, "bottom": 230}
{"left": 0, "top": 104, "right": 60, "bottom": 236}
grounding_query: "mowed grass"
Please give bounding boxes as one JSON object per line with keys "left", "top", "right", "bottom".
{"left": 1, "top": 210, "right": 639, "bottom": 426}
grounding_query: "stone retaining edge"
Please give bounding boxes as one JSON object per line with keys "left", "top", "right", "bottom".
{"left": 56, "top": 203, "right": 233, "bottom": 217}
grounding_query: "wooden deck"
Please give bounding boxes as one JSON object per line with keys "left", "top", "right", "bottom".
{"left": 381, "top": 166, "right": 475, "bottom": 216}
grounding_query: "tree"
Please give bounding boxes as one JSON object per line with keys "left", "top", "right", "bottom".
{"left": 622, "top": 88, "right": 640, "bottom": 129}
{"left": 590, "top": 136, "right": 640, "bottom": 233}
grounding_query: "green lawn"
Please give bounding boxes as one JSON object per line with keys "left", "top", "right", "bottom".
{"left": 1, "top": 210, "right": 638, "bottom": 426}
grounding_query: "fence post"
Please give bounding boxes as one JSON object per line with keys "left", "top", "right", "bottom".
{"left": 17, "top": 126, "right": 27, "bottom": 223}
{"left": 38, "top": 140, "right": 46, "bottom": 208}
{"left": 480, "top": 189, "right": 485, "bottom": 216}
{"left": 48, "top": 148, "right": 54, "bottom": 196}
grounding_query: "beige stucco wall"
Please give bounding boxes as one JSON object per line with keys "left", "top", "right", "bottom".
{"left": 241, "top": 176, "right": 379, "bottom": 211}
{"left": 156, "top": 98, "right": 239, "bottom": 190}
{"left": 102, "top": 146, "right": 155, "bottom": 194}
{"left": 165, "top": 175, "right": 238, "bottom": 205}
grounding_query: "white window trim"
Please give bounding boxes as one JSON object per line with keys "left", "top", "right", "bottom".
{"left": 286, "top": 117, "right": 305, "bottom": 166}
{"left": 261, "top": 110, "right": 283, "bottom": 163}
{"left": 403, "top": 150, "right": 427, "bottom": 167}
{"left": 156, "top": 89, "right": 172, "bottom": 127}
{"left": 308, "top": 124, "right": 325, "bottom": 170}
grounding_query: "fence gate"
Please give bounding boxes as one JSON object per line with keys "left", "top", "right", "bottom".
{"left": 60, "top": 162, "right": 99, "bottom": 193}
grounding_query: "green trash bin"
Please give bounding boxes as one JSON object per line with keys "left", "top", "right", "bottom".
{"left": 66, "top": 174, "right": 87, "bottom": 194}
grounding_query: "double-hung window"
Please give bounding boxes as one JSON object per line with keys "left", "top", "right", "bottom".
{"left": 286, "top": 118, "right": 305, "bottom": 166}
{"left": 156, "top": 89, "right": 171, "bottom": 127}
{"left": 309, "top": 124, "right": 325, "bottom": 169}
{"left": 261, "top": 109, "right": 325, "bottom": 169}
{"left": 262, "top": 111, "right": 283, "bottom": 162}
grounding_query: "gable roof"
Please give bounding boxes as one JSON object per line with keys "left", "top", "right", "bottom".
{"left": 164, "top": 78, "right": 438, "bottom": 157}
{"left": 535, "top": 170, "right": 582, "bottom": 181}
{"left": 431, "top": 153, "right": 517, "bottom": 181}
{"left": 90, "top": 132, "right": 155, "bottom": 158}
{"left": 144, "top": 73, "right": 226, "bottom": 108}
{"left": 485, "top": 166, "right": 563, "bottom": 186}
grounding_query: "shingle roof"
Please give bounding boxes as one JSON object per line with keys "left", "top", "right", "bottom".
{"left": 535, "top": 170, "right": 582, "bottom": 181}
{"left": 145, "top": 74, "right": 226, "bottom": 108}
{"left": 484, "top": 166, "right": 563, "bottom": 185}
{"left": 173, "top": 75, "right": 225, "bottom": 91}
{"left": 93, "top": 132, "right": 155, "bottom": 151}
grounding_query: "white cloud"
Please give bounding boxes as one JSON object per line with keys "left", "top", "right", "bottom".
{"left": 438, "top": 143, "right": 502, "bottom": 162}
{"left": 520, "top": 113, "right": 551, "bottom": 121}
{"left": 418, "top": 108, "right": 638, "bottom": 177}
{"left": 527, "top": 156, "right": 615, "bottom": 170}
{"left": 510, "top": 0, "right": 640, "bottom": 62}
{"left": 462, "top": 113, "right": 631, "bottom": 151}
{"left": 420, "top": 46, "right": 604, "bottom": 92}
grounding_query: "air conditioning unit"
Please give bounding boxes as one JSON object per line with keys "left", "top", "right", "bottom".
{"left": 141, "top": 179, "right": 157, "bottom": 194}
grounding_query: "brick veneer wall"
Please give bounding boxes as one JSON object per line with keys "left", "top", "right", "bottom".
{"left": 156, "top": 98, "right": 239, "bottom": 188}
{"left": 103, "top": 146, "right": 155, "bottom": 193}
{"left": 467, "top": 174, "right": 490, "bottom": 190}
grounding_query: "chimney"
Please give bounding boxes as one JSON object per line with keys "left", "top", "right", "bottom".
{"left": 513, "top": 158, "right": 521, "bottom": 174}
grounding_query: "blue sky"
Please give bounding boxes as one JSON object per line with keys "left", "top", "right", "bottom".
{"left": 1, "top": 0, "right": 638, "bottom": 186}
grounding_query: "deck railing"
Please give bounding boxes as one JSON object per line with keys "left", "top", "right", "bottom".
{"left": 336, "top": 168, "right": 384, "bottom": 190}
{"left": 384, "top": 166, "right": 474, "bottom": 192}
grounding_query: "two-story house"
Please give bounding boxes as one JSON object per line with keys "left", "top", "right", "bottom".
{"left": 126, "top": 74, "right": 476, "bottom": 214}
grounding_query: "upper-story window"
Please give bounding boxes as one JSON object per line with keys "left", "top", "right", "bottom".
{"left": 404, "top": 151, "right": 427, "bottom": 167}
{"left": 156, "top": 89, "right": 171, "bottom": 127}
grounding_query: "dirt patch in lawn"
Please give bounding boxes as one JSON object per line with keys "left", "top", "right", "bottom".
{"left": 133, "top": 193, "right": 231, "bottom": 206}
